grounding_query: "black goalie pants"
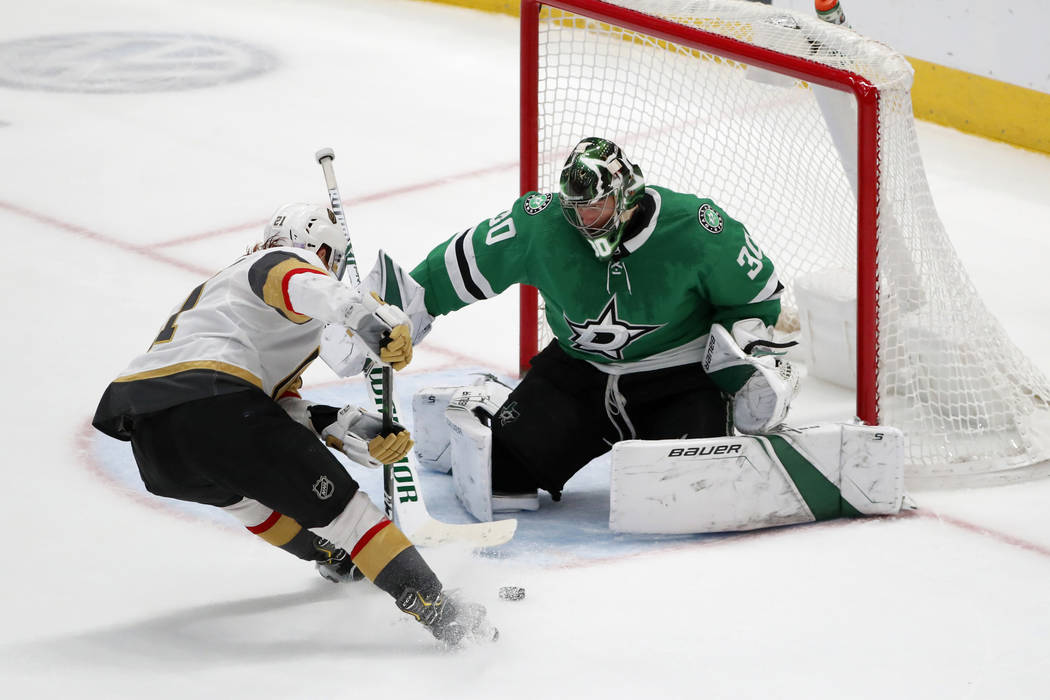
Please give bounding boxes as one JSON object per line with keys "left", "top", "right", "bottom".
{"left": 128, "top": 390, "right": 358, "bottom": 528}
{"left": 491, "top": 342, "right": 728, "bottom": 498}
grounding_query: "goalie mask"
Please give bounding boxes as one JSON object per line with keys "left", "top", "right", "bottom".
{"left": 559, "top": 137, "right": 645, "bottom": 260}
{"left": 262, "top": 203, "right": 349, "bottom": 279}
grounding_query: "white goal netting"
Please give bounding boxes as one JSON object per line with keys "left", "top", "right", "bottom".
{"left": 526, "top": 0, "right": 1050, "bottom": 486}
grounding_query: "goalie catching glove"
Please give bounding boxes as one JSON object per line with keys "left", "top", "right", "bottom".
{"left": 702, "top": 319, "right": 800, "bottom": 433}
{"left": 321, "top": 405, "right": 413, "bottom": 467}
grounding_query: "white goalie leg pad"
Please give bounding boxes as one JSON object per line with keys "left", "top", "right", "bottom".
{"left": 412, "top": 377, "right": 514, "bottom": 473}
{"left": 611, "top": 436, "right": 811, "bottom": 534}
{"left": 609, "top": 422, "right": 904, "bottom": 534}
{"left": 838, "top": 425, "right": 906, "bottom": 516}
{"left": 411, "top": 385, "right": 461, "bottom": 473}
{"left": 445, "top": 380, "right": 534, "bottom": 522}
{"left": 448, "top": 401, "right": 494, "bottom": 523}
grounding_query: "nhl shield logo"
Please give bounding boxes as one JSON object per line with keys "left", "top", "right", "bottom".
{"left": 313, "top": 475, "right": 334, "bottom": 500}
{"left": 498, "top": 401, "right": 520, "bottom": 426}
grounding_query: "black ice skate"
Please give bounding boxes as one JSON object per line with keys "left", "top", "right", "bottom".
{"left": 395, "top": 587, "right": 498, "bottom": 647}
{"left": 313, "top": 537, "right": 364, "bottom": 583}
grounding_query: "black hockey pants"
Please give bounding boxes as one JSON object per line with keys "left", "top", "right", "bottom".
{"left": 128, "top": 390, "right": 358, "bottom": 528}
{"left": 491, "top": 342, "right": 728, "bottom": 498}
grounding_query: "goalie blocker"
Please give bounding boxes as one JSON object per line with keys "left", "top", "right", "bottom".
{"left": 610, "top": 422, "right": 905, "bottom": 534}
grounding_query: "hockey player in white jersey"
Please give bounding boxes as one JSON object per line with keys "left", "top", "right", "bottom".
{"left": 94, "top": 203, "right": 494, "bottom": 646}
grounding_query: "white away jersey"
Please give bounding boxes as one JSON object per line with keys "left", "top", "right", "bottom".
{"left": 94, "top": 246, "right": 339, "bottom": 439}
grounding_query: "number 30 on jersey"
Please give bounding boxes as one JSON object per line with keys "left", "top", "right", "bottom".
{"left": 737, "top": 229, "right": 764, "bottom": 279}
{"left": 485, "top": 210, "right": 516, "bottom": 245}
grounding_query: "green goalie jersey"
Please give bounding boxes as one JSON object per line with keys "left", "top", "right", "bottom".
{"left": 409, "top": 186, "right": 782, "bottom": 373}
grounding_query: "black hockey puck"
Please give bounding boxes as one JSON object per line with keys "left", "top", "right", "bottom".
{"left": 498, "top": 586, "right": 526, "bottom": 601}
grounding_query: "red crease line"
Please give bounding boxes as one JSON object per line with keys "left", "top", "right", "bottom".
{"left": 907, "top": 508, "right": 1050, "bottom": 558}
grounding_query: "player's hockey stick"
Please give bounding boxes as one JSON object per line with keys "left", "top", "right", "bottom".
{"left": 314, "top": 148, "right": 516, "bottom": 548}
{"left": 314, "top": 148, "right": 396, "bottom": 519}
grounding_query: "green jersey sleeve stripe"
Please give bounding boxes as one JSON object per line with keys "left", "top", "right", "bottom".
{"left": 444, "top": 226, "right": 497, "bottom": 304}
{"left": 749, "top": 272, "right": 784, "bottom": 304}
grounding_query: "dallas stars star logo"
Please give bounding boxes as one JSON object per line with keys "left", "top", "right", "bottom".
{"left": 564, "top": 296, "right": 662, "bottom": 360}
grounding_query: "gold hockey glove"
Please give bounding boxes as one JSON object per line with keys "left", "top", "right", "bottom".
{"left": 380, "top": 323, "right": 413, "bottom": 370}
{"left": 322, "top": 405, "right": 413, "bottom": 468}
{"left": 368, "top": 430, "right": 414, "bottom": 465}
{"left": 341, "top": 291, "right": 414, "bottom": 371}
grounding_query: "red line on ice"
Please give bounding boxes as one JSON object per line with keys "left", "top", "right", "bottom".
{"left": 0, "top": 199, "right": 213, "bottom": 277}
{"left": 151, "top": 161, "right": 516, "bottom": 248}
{"left": 907, "top": 508, "right": 1050, "bottom": 558}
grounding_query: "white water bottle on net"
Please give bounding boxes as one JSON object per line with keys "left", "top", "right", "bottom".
{"left": 814, "top": 0, "right": 848, "bottom": 26}
{"left": 519, "top": 0, "right": 1050, "bottom": 487}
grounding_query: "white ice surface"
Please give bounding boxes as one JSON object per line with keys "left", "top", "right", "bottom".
{"left": 2, "top": 1, "right": 1049, "bottom": 698}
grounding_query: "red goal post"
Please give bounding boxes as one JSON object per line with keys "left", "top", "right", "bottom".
{"left": 517, "top": 0, "right": 1050, "bottom": 485}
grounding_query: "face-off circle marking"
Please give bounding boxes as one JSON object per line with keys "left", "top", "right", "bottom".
{"left": 0, "top": 32, "right": 276, "bottom": 93}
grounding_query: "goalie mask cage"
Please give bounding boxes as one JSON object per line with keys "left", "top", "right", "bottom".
{"left": 518, "top": 0, "right": 1050, "bottom": 486}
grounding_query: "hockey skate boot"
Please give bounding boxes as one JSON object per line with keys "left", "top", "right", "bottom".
{"left": 313, "top": 537, "right": 364, "bottom": 583}
{"left": 395, "top": 587, "right": 498, "bottom": 647}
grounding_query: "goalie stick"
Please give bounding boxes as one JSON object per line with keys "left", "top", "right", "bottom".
{"left": 314, "top": 147, "right": 516, "bottom": 548}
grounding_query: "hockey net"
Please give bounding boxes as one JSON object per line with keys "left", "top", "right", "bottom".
{"left": 519, "top": 0, "right": 1050, "bottom": 486}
